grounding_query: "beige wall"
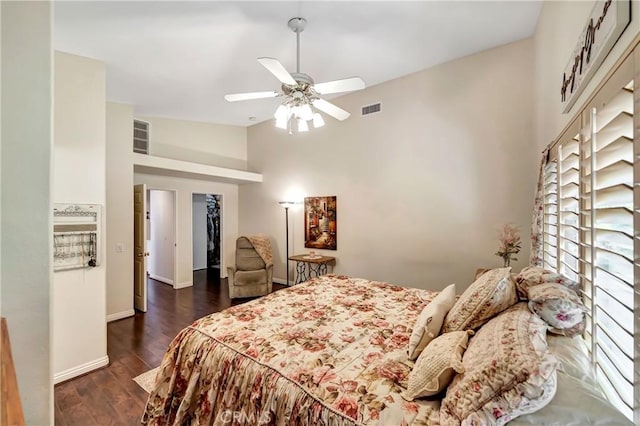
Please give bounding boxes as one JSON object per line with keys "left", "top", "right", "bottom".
{"left": 0, "top": 2, "right": 53, "bottom": 422}
{"left": 106, "top": 102, "right": 134, "bottom": 321}
{"left": 134, "top": 173, "right": 240, "bottom": 288}
{"left": 53, "top": 52, "right": 108, "bottom": 381}
{"left": 137, "top": 115, "right": 248, "bottom": 169}
{"left": 534, "top": 0, "right": 640, "bottom": 151}
{"left": 242, "top": 38, "right": 535, "bottom": 291}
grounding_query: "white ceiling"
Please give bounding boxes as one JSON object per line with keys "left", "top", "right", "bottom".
{"left": 54, "top": 1, "right": 542, "bottom": 127}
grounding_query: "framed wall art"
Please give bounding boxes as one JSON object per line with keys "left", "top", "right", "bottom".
{"left": 304, "top": 196, "right": 337, "bottom": 250}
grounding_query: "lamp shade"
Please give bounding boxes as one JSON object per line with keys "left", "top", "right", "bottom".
{"left": 312, "top": 113, "right": 325, "bottom": 128}
{"left": 299, "top": 104, "right": 314, "bottom": 121}
{"left": 279, "top": 201, "right": 296, "bottom": 209}
{"left": 274, "top": 104, "right": 291, "bottom": 120}
{"left": 275, "top": 117, "right": 288, "bottom": 130}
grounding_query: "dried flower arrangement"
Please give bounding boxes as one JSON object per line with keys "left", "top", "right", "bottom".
{"left": 496, "top": 223, "right": 521, "bottom": 267}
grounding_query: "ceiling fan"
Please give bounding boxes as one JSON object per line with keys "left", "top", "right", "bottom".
{"left": 224, "top": 17, "right": 366, "bottom": 132}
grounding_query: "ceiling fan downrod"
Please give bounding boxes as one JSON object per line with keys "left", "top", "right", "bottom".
{"left": 287, "top": 17, "right": 306, "bottom": 74}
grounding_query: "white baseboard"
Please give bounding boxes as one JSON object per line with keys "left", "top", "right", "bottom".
{"left": 54, "top": 355, "right": 109, "bottom": 384}
{"left": 149, "top": 273, "right": 174, "bottom": 285}
{"left": 174, "top": 280, "right": 192, "bottom": 289}
{"left": 106, "top": 309, "right": 135, "bottom": 323}
{"left": 272, "top": 277, "right": 292, "bottom": 286}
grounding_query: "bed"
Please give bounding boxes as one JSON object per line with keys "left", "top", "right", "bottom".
{"left": 141, "top": 272, "right": 632, "bottom": 425}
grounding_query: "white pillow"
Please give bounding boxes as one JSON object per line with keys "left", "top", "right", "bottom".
{"left": 407, "top": 283, "right": 456, "bottom": 360}
{"left": 403, "top": 330, "right": 472, "bottom": 400}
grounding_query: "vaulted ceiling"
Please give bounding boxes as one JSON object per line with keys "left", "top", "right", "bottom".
{"left": 54, "top": 1, "right": 542, "bottom": 127}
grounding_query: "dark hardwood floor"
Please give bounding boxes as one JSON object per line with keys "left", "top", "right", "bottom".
{"left": 54, "top": 269, "right": 285, "bottom": 425}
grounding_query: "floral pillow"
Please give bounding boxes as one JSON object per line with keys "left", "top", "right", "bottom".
{"left": 407, "top": 283, "right": 456, "bottom": 360}
{"left": 403, "top": 330, "right": 473, "bottom": 400}
{"left": 515, "top": 266, "right": 580, "bottom": 299}
{"left": 440, "top": 303, "right": 559, "bottom": 425}
{"left": 527, "top": 283, "right": 587, "bottom": 337}
{"left": 442, "top": 268, "right": 518, "bottom": 332}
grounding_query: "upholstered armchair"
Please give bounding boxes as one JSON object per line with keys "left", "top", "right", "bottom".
{"left": 227, "top": 235, "right": 273, "bottom": 299}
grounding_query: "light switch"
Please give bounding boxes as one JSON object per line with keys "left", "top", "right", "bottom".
{"left": 116, "top": 243, "right": 124, "bottom": 253}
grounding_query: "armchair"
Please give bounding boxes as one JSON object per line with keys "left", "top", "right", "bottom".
{"left": 227, "top": 235, "right": 273, "bottom": 299}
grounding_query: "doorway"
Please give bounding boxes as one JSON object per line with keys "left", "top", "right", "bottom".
{"left": 148, "top": 189, "right": 177, "bottom": 286}
{"left": 192, "top": 193, "right": 221, "bottom": 281}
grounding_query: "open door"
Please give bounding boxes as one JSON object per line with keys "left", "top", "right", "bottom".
{"left": 134, "top": 184, "right": 148, "bottom": 312}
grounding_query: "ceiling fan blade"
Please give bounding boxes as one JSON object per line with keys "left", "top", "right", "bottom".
{"left": 257, "top": 57, "right": 297, "bottom": 86}
{"left": 311, "top": 98, "right": 351, "bottom": 121}
{"left": 224, "top": 91, "right": 279, "bottom": 102}
{"left": 313, "top": 77, "right": 365, "bottom": 95}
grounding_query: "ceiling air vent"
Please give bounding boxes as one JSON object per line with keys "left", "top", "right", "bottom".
{"left": 133, "top": 119, "right": 150, "bottom": 154}
{"left": 361, "top": 102, "right": 381, "bottom": 116}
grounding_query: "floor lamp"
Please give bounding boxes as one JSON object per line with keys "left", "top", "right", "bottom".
{"left": 279, "top": 201, "right": 296, "bottom": 286}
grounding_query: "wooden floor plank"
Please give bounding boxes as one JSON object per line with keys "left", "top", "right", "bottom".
{"left": 54, "top": 270, "right": 285, "bottom": 425}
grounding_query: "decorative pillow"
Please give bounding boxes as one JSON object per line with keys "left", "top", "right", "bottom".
{"left": 442, "top": 268, "right": 517, "bottom": 332}
{"left": 440, "top": 303, "right": 559, "bottom": 425}
{"left": 407, "top": 283, "right": 456, "bottom": 360}
{"left": 527, "top": 283, "right": 587, "bottom": 337}
{"left": 474, "top": 268, "right": 491, "bottom": 280}
{"left": 403, "top": 330, "right": 473, "bottom": 400}
{"left": 515, "top": 266, "right": 580, "bottom": 299}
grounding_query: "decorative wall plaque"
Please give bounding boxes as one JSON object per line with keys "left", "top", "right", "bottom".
{"left": 560, "top": 0, "right": 631, "bottom": 113}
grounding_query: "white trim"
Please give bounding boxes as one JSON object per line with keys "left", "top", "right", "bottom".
{"left": 149, "top": 273, "right": 173, "bottom": 285}
{"left": 175, "top": 280, "right": 193, "bottom": 289}
{"left": 106, "top": 309, "right": 135, "bottom": 323}
{"left": 53, "top": 355, "right": 109, "bottom": 384}
{"left": 272, "top": 277, "right": 290, "bottom": 286}
{"left": 133, "top": 153, "right": 262, "bottom": 184}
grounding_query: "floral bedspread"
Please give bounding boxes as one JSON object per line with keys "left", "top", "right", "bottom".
{"left": 142, "top": 275, "right": 443, "bottom": 425}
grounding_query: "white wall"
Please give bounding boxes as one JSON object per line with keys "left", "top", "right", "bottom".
{"left": 533, "top": 0, "right": 640, "bottom": 151}
{"left": 149, "top": 190, "right": 176, "bottom": 284}
{"left": 192, "top": 194, "right": 207, "bottom": 270}
{"left": 137, "top": 115, "right": 247, "bottom": 169}
{"left": 135, "top": 173, "right": 239, "bottom": 288}
{"left": 242, "top": 38, "right": 535, "bottom": 292}
{"left": 52, "top": 51, "right": 108, "bottom": 382}
{"left": 0, "top": 2, "right": 53, "bottom": 422}
{"left": 106, "top": 102, "right": 134, "bottom": 321}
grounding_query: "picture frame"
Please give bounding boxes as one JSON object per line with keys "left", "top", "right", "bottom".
{"left": 304, "top": 196, "right": 337, "bottom": 250}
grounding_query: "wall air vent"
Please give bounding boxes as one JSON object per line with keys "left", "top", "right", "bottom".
{"left": 361, "top": 102, "right": 381, "bottom": 116}
{"left": 133, "top": 119, "right": 150, "bottom": 154}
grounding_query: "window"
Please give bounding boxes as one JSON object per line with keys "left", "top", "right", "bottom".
{"left": 542, "top": 50, "right": 637, "bottom": 422}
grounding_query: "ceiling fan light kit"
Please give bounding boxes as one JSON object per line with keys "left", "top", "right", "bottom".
{"left": 224, "top": 17, "right": 366, "bottom": 134}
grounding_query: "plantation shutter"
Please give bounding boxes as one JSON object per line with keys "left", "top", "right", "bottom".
{"left": 558, "top": 135, "right": 581, "bottom": 282}
{"left": 587, "top": 79, "right": 635, "bottom": 420}
{"left": 580, "top": 116, "right": 595, "bottom": 354}
{"left": 542, "top": 159, "right": 558, "bottom": 271}
{"left": 541, "top": 46, "right": 638, "bottom": 423}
